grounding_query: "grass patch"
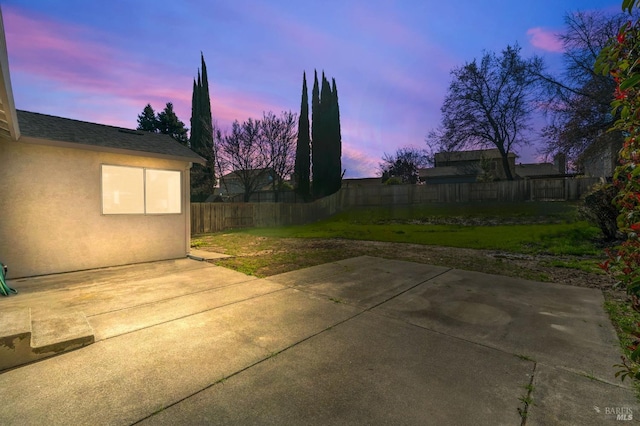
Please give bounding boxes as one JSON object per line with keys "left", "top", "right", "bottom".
{"left": 515, "top": 354, "right": 536, "bottom": 362}
{"left": 604, "top": 293, "right": 640, "bottom": 351}
{"left": 330, "top": 201, "right": 580, "bottom": 223}
{"left": 539, "top": 258, "right": 605, "bottom": 274}
{"left": 240, "top": 219, "right": 600, "bottom": 256}
{"left": 200, "top": 234, "right": 556, "bottom": 280}
{"left": 194, "top": 201, "right": 605, "bottom": 277}
{"left": 190, "top": 238, "right": 205, "bottom": 249}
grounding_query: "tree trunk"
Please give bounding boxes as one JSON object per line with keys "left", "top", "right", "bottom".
{"left": 501, "top": 152, "right": 514, "bottom": 180}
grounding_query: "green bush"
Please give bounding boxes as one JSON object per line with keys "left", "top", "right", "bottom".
{"left": 579, "top": 183, "right": 619, "bottom": 241}
{"left": 384, "top": 176, "right": 403, "bottom": 185}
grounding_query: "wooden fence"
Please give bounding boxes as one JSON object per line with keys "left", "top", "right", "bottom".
{"left": 191, "top": 177, "right": 601, "bottom": 235}
{"left": 191, "top": 190, "right": 345, "bottom": 234}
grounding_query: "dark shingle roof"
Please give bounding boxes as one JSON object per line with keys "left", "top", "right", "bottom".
{"left": 435, "top": 148, "right": 516, "bottom": 163}
{"left": 515, "top": 163, "right": 558, "bottom": 177}
{"left": 16, "top": 110, "right": 204, "bottom": 163}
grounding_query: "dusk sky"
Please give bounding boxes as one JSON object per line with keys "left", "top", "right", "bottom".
{"left": 2, "top": 0, "right": 623, "bottom": 177}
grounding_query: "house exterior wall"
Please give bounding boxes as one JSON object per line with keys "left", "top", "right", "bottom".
{"left": 426, "top": 151, "right": 517, "bottom": 183}
{"left": 218, "top": 177, "right": 247, "bottom": 195}
{"left": 582, "top": 143, "right": 619, "bottom": 178}
{"left": 219, "top": 173, "right": 273, "bottom": 196}
{"left": 0, "top": 139, "right": 191, "bottom": 278}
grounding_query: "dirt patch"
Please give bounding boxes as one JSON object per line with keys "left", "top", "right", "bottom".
{"left": 203, "top": 236, "right": 615, "bottom": 289}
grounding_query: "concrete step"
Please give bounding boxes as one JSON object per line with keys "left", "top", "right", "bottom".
{"left": 187, "top": 249, "right": 232, "bottom": 261}
{"left": 0, "top": 307, "right": 94, "bottom": 371}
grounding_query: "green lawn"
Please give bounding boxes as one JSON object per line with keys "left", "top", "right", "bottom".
{"left": 228, "top": 202, "right": 601, "bottom": 256}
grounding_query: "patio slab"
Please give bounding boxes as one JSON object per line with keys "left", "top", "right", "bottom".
{"left": 0, "top": 255, "right": 636, "bottom": 425}
{"left": 0, "top": 287, "right": 361, "bottom": 425}
{"left": 372, "top": 267, "right": 622, "bottom": 381}
{"left": 268, "top": 255, "right": 449, "bottom": 308}
{"left": 139, "top": 311, "right": 533, "bottom": 425}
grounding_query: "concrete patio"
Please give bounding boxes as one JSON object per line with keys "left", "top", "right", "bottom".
{"left": 0, "top": 255, "right": 636, "bottom": 425}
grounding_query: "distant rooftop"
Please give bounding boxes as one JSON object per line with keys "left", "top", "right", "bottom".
{"left": 515, "top": 163, "right": 558, "bottom": 178}
{"left": 435, "top": 148, "right": 516, "bottom": 164}
{"left": 419, "top": 166, "right": 476, "bottom": 178}
{"left": 17, "top": 110, "right": 204, "bottom": 164}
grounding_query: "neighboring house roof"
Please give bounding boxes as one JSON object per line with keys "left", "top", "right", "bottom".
{"left": 16, "top": 110, "right": 204, "bottom": 164}
{"left": 221, "top": 168, "right": 274, "bottom": 180}
{"left": 419, "top": 166, "right": 475, "bottom": 178}
{"left": 435, "top": 148, "right": 515, "bottom": 163}
{"left": 515, "top": 163, "right": 558, "bottom": 178}
{"left": 219, "top": 168, "right": 275, "bottom": 195}
{"left": 342, "top": 177, "right": 381, "bottom": 187}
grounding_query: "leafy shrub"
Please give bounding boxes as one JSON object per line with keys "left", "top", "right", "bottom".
{"left": 384, "top": 176, "right": 403, "bottom": 185}
{"left": 614, "top": 322, "right": 640, "bottom": 382}
{"left": 596, "top": 2, "right": 640, "bottom": 312}
{"left": 579, "top": 183, "right": 620, "bottom": 241}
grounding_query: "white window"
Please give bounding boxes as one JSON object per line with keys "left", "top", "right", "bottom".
{"left": 145, "top": 169, "right": 181, "bottom": 214}
{"left": 101, "top": 165, "right": 181, "bottom": 215}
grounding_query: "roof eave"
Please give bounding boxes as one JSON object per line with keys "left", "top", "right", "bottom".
{"left": 20, "top": 135, "right": 206, "bottom": 165}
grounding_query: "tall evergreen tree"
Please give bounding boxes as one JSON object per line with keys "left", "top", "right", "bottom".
{"left": 199, "top": 53, "right": 212, "bottom": 143}
{"left": 137, "top": 104, "right": 159, "bottom": 132}
{"left": 294, "top": 72, "right": 311, "bottom": 200}
{"left": 190, "top": 53, "right": 216, "bottom": 201}
{"left": 311, "top": 70, "right": 322, "bottom": 197}
{"left": 318, "top": 72, "right": 333, "bottom": 197}
{"left": 330, "top": 78, "right": 342, "bottom": 194}
{"left": 190, "top": 74, "right": 201, "bottom": 150}
{"left": 310, "top": 70, "right": 343, "bottom": 198}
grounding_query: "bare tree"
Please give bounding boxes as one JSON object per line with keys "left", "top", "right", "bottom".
{"left": 537, "top": 10, "right": 630, "bottom": 164}
{"left": 429, "top": 44, "right": 543, "bottom": 180}
{"left": 217, "top": 118, "right": 270, "bottom": 202}
{"left": 380, "top": 146, "right": 431, "bottom": 184}
{"left": 214, "top": 111, "right": 298, "bottom": 202}
{"left": 262, "top": 111, "right": 297, "bottom": 202}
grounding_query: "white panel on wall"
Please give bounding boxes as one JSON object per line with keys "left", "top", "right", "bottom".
{"left": 102, "top": 165, "right": 144, "bottom": 214}
{"left": 145, "top": 169, "right": 181, "bottom": 214}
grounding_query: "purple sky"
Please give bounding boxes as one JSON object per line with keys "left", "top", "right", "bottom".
{"left": 2, "top": 0, "right": 622, "bottom": 177}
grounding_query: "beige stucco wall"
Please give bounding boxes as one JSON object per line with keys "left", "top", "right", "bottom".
{"left": 0, "top": 138, "right": 191, "bottom": 278}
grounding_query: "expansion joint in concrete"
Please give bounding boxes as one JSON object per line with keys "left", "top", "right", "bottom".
{"left": 519, "top": 362, "right": 537, "bottom": 425}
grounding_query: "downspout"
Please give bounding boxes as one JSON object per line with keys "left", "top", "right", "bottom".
{"left": 185, "top": 162, "right": 192, "bottom": 256}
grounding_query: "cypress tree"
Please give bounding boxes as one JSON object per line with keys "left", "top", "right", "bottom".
{"left": 190, "top": 72, "right": 201, "bottom": 151}
{"left": 294, "top": 72, "right": 311, "bottom": 200}
{"left": 318, "top": 72, "right": 333, "bottom": 197}
{"left": 199, "top": 53, "right": 213, "bottom": 145}
{"left": 190, "top": 54, "right": 216, "bottom": 201}
{"left": 330, "top": 77, "right": 342, "bottom": 194}
{"left": 311, "top": 70, "right": 322, "bottom": 197}
{"left": 309, "top": 70, "right": 343, "bottom": 198}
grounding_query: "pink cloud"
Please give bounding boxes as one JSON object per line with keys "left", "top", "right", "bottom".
{"left": 2, "top": 6, "right": 295, "bottom": 134}
{"left": 3, "top": 7, "right": 193, "bottom": 121}
{"left": 527, "top": 27, "right": 564, "bottom": 53}
{"left": 210, "top": 86, "right": 288, "bottom": 128}
{"left": 341, "top": 144, "right": 380, "bottom": 178}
